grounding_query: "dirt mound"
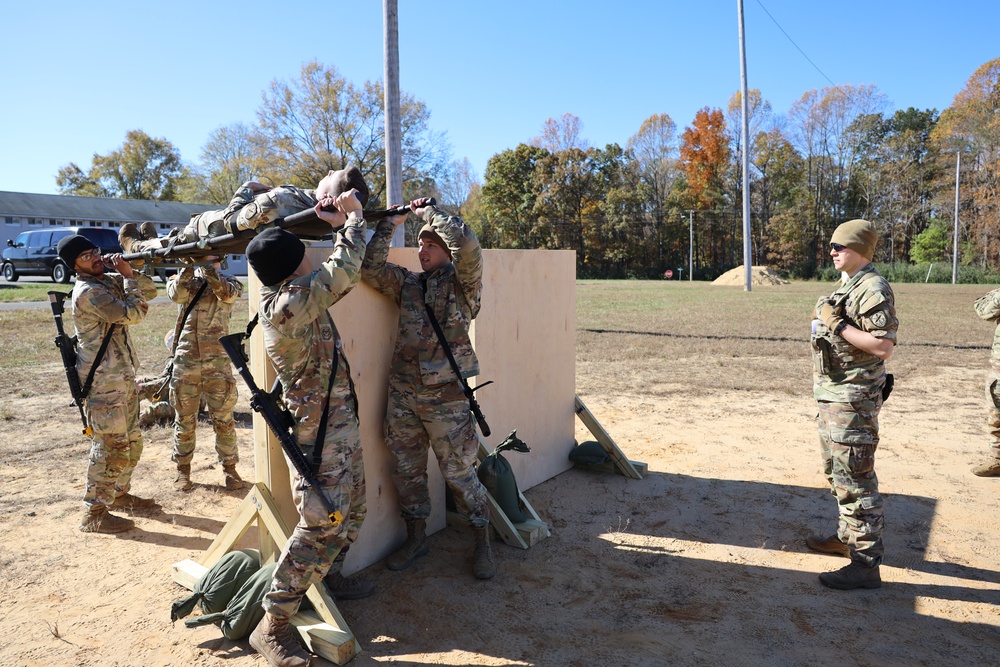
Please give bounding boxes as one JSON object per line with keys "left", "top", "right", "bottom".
{"left": 712, "top": 265, "right": 790, "bottom": 286}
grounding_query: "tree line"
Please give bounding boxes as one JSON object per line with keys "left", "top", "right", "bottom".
{"left": 57, "top": 58, "right": 1000, "bottom": 279}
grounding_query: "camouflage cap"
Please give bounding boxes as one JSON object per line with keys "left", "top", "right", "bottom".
{"left": 418, "top": 224, "right": 451, "bottom": 258}
{"left": 831, "top": 219, "right": 877, "bottom": 260}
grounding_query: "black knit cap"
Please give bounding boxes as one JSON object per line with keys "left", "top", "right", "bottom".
{"left": 57, "top": 234, "right": 98, "bottom": 266}
{"left": 246, "top": 227, "right": 306, "bottom": 287}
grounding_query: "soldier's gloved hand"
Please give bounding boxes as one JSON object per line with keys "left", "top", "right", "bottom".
{"left": 818, "top": 300, "right": 845, "bottom": 334}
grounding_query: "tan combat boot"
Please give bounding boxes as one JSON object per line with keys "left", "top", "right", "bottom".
{"left": 805, "top": 534, "right": 850, "bottom": 558}
{"left": 249, "top": 612, "right": 313, "bottom": 667}
{"left": 174, "top": 464, "right": 194, "bottom": 492}
{"left": 79, "top": 505, "right": 134, "bottom": 534}
{"left": 139, "top": 221, "right": 158, "bottom": 240}
{"left": 324, "top": 547, "right": 374, "bottom": 600}
{"left": 818, "top": 562, "right": 881, "bottom": 590}
{"left": 386, "top": 519, "right": 428, "bottom": 571}
{"left": 971, "top": 459, "right": 1000, "bottom": 477}
{"left": 118, "top": 223, "right": 144, "bottom": 258}
{"left": 110, "top": 493, "right": 159, "bottom": 510}
{"left": 472, "top": 525, "right": 496, "bottom": 580}
{"left": 222, "top": 463, "right": 248, "bottom": 491}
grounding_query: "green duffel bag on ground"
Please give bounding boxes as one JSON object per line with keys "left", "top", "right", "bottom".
{"left": 478, "top": 430, "right": 530, "bottom": 524}
{"left": 184, "top": 563, "right": 277, "bottom": 640}
{"left": 170, "top": 548, "right": 261, "bottom": 623}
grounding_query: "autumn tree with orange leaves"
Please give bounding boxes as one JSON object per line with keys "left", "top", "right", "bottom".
{"left": 679, "top": 107, "right": 730, "bottom": 211}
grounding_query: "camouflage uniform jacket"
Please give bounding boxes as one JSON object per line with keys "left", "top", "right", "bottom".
{"left": 974, "top": 287, "right": 1000, "bottom": 374}
{"left": 257, "top": 214, "right": 366, "bottom": 445}
{"left": 361, "top": 206, "right": 483, "bottom": 387}
{"left": 166, "top": 266, "right": 244, "bottom": 368}
{"left": 183, "top": 184, "right": 318, "bottom": 239}
{"left": 71, "top": 271, "right": 158, "bottom": 387}
{"left": 811, "top": 263, "right": 897, "bottom": 402}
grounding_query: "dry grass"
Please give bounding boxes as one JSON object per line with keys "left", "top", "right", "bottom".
{"left": 576, "top": 280, "right": 996, "bottom": 399}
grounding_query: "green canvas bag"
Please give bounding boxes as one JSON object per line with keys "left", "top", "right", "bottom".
{"left": 170, "top": 548, "right": 261, "bottom": 623}
{"left": 478, "top": 430, "right": 530, "bottom": 523}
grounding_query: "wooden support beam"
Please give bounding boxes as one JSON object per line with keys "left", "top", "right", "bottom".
{"left": 574, "top": 395, "right": 643, "bottom": 480}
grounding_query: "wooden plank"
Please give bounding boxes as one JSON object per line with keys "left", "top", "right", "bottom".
{"left": 574, "top": 395, "right": 642, "bottom": 480}
{"left": 197, "top": 486, "right": 263, "bottom": 567}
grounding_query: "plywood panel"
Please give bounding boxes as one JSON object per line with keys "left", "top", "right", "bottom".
{"left": 248, "top": 246, "right": 575, "bottom": 572}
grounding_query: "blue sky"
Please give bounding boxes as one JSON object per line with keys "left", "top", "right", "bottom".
{"left": 2, "top": 0, "right": 997, "bottom": 196}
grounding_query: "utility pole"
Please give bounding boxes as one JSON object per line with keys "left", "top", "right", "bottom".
{"left": 952, "top": 150, "right": 960, "bottom": 285}
{"left": 737, "top": 0, "right": 752, "bottom": 292}
{"left": 384, "top": 0, "right": 404, "bottom": 247}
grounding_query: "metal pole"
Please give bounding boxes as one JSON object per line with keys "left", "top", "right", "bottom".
{"left": 384, "top": 0, "right": 404, "bottom": 247}
{"left": 737, "top": 0, "right": 752, "bottom": 292}
{"left": 689, "top": 210, "right": 694, "bottom": 281}
{"left": 952, "top": 151, "right": 960, "bottom": 284}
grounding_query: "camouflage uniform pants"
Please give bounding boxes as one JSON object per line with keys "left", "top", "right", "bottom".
{"left": 986, "top": 375, "right": 1000, "bottom": 460}
{"left": 83, "top": 381, "right": 143, "bottom": 508}
{"left": 817, "top": 397, "right": 884, "bottom": 568}
{"left": 169, "top": 362, "right": 238, "bottom": 466}
{"left": 385, "top": 380, "right": 490, "bottom": 528}
{"left": 263, "top": 409, "right": 366, "bottom": 620}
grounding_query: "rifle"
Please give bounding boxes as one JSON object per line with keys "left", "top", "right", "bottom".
{"left": 48, "top": 291, "right": 90, "bottom": 436}
{"left": 219, "top": 332, "right": 343, "bottom": 526}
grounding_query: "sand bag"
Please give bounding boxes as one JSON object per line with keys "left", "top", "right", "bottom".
{"left": 478, "top": 430, "right": 530, "bottom": 523}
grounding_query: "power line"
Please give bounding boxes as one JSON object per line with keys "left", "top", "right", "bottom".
{"left": 754, "top": 0, "right": 840, "bottom": 91}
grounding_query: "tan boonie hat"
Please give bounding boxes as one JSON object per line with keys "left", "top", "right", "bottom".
{"left": 831, "top": 219, "right": 878, "bottom": 260}
{"left": 418, "top": 224, "right": 451, "bottom": 258}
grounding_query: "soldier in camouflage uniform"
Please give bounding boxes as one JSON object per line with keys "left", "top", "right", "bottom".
{"left": 56, "top": 234, "right": 160, "bottom": 534}
{"left": 118, "top": 167, "right": 368, "bottom": 254}
{"left": 361, "top": 198, "right": 495, "bottom": 581}
{"left": 166, "top": 261, "right": 245, "bottom": 491}
{"left": 972, "top": 288, "right": 1000, "bottom": 477}
{"left": 245, "top": 189, "right": 371, "bottom": 667}
{"left": 807, "top": 219, "right": 897, "bottom": 590}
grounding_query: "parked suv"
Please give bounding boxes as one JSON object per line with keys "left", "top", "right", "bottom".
{"left": 2, "top": 227, "right": 122, "bottom": 283}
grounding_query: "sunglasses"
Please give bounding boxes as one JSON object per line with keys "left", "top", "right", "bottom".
{"left": 78, "top": 249, "right": 101, "bottom": 261}
{"left": 830, "top": 243, "right": 847, "bottom": 252}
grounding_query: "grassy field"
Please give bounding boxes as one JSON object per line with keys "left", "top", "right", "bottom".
{"left": 2, "top": 279, "right": 994, "bottom": 409}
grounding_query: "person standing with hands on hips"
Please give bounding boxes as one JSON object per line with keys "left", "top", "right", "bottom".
{"left": 807, "top": 219, "right": 897, "bottom": 590}
{"left": 361, "top": 197, "right": 495, "bottom": 581}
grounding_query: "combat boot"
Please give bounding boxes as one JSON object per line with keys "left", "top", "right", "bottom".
{"left": 386, "top": 519, "right": 428, "bottom": 571}
{"left": 805, "top": 534, "right": 850, "bottom": 558}
{"left": 110, "top": 492, "right": 159, "bottom": 510}
{"left": 118, "top": 223, "right": 144, "bottom": 256}
{"left": 249, "top": 612, "right": 313, "bottom": 667}
{"left": 818, "top": 562, "right": 881, "bottom": 590}
{"left": 971, "top": 458, "right": 1000, "bottom": 477}
{"left": 139, "top": 221, "right": 158, "bottom": 240}
{"left": 324, "top": 548, "right": 374, "bottom": 600}
{"left": 79, "top": 505, "right": 134, "bottom": 534}
{"left": 174, "top": 464, "right": 194, "bottom": 492}
{"left": 472, "top": 525, "right": 496, "bottom": 580}
{"left": 223, "top": 463, "right": 249, "bottom": 491}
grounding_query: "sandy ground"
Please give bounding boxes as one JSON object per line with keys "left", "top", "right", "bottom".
{"left": 3, "top": 341, "right": 1000, "bottom": 666}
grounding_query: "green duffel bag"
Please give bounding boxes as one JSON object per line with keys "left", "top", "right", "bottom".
{"left": 170, "top": 548, "right": 261, "bottom": 623}
{"left": 478, "top": 430, "right": 530, "bottom": 524}
{"left": 184, "top": 563, "right": 277, "bottom": 640}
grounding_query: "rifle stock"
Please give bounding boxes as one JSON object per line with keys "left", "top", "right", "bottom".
{"left": 48, "top": 291, "right": 90, "bottom": 436}
{"left": 219, "top": 332, "right": 343, "bottom": 526}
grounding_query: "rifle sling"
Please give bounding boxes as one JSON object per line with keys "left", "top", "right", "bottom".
{"left": 420, "top": 277, "right": 473, "bottom": 394}
{"left": 311, "top": 313, "right": 340, "bottom": 471}
{"left": 80, "top": 324, "right": 117, "bottom": 400}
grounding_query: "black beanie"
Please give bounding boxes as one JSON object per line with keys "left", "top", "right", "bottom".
{"left": 246, "top": 227, "right": 306, "bottom": 287}
{"left": 57, "top": 234, "right": 98, "bottom": 266}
